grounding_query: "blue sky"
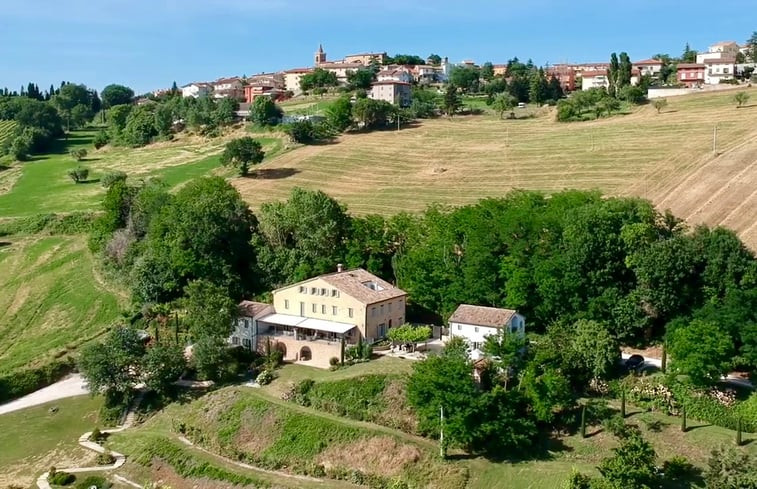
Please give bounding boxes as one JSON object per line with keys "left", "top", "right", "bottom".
{"left": 0, "top": 0, "right": 753, "bottom": 94}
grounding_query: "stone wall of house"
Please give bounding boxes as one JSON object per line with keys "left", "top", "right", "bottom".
{"left": 256, "top": 335, "right": 342, "bottom": 369}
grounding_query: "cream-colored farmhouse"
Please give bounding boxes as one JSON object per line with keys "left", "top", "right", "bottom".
{"left": 232, "top": 266, "right": 406, "bottom": 368}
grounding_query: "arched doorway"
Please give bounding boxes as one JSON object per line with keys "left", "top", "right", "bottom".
{"left": 299, "top": 346, "right": 312, "bottom": 361}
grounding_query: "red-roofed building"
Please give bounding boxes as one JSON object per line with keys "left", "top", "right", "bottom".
{"left": 677, "top": 63, "right": 705, "bottom": 87}
{"left": 633, "top": 59, "right": 664, "bottom": 77}
{"left": 546, "top": 65, "right": 576, "bottom": 92}
{"left": 369, "top": 81, "right": 412, "bottom": 107}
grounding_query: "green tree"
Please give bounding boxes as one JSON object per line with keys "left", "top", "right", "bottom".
{"left": 78, "top": 327, "right": 146, "bottom": 395}
{"left": 347, "top": 69, "right": 375, "bottom": 90}
{"left": 101, "top": 84, "right": 134, "bottom": 109}
{"left": 667, "top": 319, "right": 735, "bottom": 385}
{"left": 133, "top": 177, "right": 257, "bottom": 303}
{"left": 608, "top": 53, "right": 620, "bottom": 98}
{"left": 704, "top": 446, "right": 757, "bottom": 489}
{"left": 325, "top": 95, "right": 353, "bottom": 132}
{"left": 449, "top": 66, "right": 481, "bottom": 93}
{"left": 597, "top": 429, "right": 659, "bottom": 488}
{"left": 220, "top": 137, "right": 265, "bottom": 176}
{"left": 154, "top": 104, "right": 173, "bottom": 137}
{"left": 480, "top": 62, "right": 495, "bottom": 82}
{"left": 734, "top": 91, "right": 750, "bottom": 108}
{"left": 352, "top": 98, "right": 394, "bottom": 129}
{"left": 427, "top": 54, "right": 442, "bottom": 66}
{"left": 192, "top": 336, "right": 235, "bottom": 381}
{"left": 122, "top": 104, "right": 157, "bottom": 147}
{"left": 142, "top": 344, "right": 186, "bottom": 397}
{"left": 249, "top": 96, "right": 282, "bottom": 126}
{"left": 70, "top": 104, "right": 92, "bottom": 128}
{"left": 443, "top": 84, "right": 461, "bottom": 116}
{"left": 652, "top": 98, "right": 668, "bottom": 114}
{"left": 491, "top": 92, "right": 517, "bottom": 119}
{"left": 182, "top": 279, "right": 238, "bottom": 340}
{"left": 67, "top": 166, "right": 89, "bottom": 183}
{"left": 528, "top": 69, "right": 549, "bottom": 106}
{"left": 214, "top": 97, "right": 238, "bottom": 126}
{"left": 387, "top": 324, "right": 431, "bottom": 348}
{"left": 681, "top": 42, "right": 697, "bottom": 63}
{"left": 108, "top": 104, "right": 133, "bottom": 136}
{"left": 300, "top": 68, "right": 338, "bottom": 91}
{"left": 572, "top": 320, "right": 619, "bottom": 380}
{"left": 52, "top": 83, "right": 93, "bottom": 131}
{"left": 256, "top": 187, "right": 350, "bottom": 286}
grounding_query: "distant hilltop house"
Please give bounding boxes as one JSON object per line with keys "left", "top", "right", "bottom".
{"left": 580, "top": 68, "right": 641, "bottom": 91}
{"left": 448, "top": 304, "right": 525, "bottom": 358}
{"left": 369, "top": 81, "right": 412, "bottom": 107}
{"left": 632, "top": 58, "right": 664, "bottom": 77}
{"left": 243, "top": 73, "right": 286, "bottom": 103}
{"left": 546, "top": 64, "right": 577, "bottom": 92}
{"left": 677, "top": 63, "right": 706, "bottom": 87}
{"left": 181, "top": 82, "right": 213, "bottom": 98}
{"left": 343, "top": 51, "right": 388, "bottom": 66}
{"left": 283, "top": 68, "right": 313, "bottom": 94}
{"left": 229, "top": 265, "right": 407, "bottom": 368}
{"left": 212, "top": 76, "right": 244, "bottom": 100}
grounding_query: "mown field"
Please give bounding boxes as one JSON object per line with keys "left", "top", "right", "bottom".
{"left": 0, "top": 235, "right": 125, "bottom": 376}
{"left": 0, "top": 127, "right": 290, "bottom": 219}
{"left": 234, "top": 87, "right": 757, "bottom": 249}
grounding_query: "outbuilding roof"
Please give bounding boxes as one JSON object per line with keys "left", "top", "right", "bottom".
{"left": 449, "top": 304, "right": 518, "bottom": 328}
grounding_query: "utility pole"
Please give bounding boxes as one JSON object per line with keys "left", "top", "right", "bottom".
{"left": 439, "top": 405, "right": 445, "bottom": 459}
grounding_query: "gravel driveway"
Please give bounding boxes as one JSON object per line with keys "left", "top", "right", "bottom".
{"left": 0, "top": 374, "right": 89, "bottom": 416}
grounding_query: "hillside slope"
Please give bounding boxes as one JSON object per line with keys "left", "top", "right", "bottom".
{"left": 234, "top": 87, "right": 757, "bottom": 248}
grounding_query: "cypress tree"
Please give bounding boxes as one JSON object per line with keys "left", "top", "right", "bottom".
{"left": 621, "top": 389, "right": 626, "bottom": 418}
{"left": 580, "top": 404, "right": 587, "bottom": 438}
{"left": 736, "top": 417, "right": 742, "bottom": 446}
{"left": 681, "top": 405, "right": 687, "bottom": 432}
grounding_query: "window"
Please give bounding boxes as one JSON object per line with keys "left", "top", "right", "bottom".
{"left": 232, "top": 336, "right": 240, "bottom": 345}
{"left": 474, "top": 326, "right": 479, "bottom": 333}
{"left": 312, "top": 303, "right": 317, "bottom": 313}
{"left": 457, "top": 324, "right": 462, "bottom": 330}
{"left": 388, "top": 302, "right": 392, "bottom": 312}
{"left": 284, "top": 299, "right": 289, "bottom": 310}
{"left": 331, "top": 289, "right": 338, "bottom": 297}
{"left": 321, "top": 288, "right": 327, "bottom": 296}
{"left": 472, "top": 342, "right": 481, "bottom": 350}
{"left": 311, "top": 287, "right": 317, "bottom": 295}
{"left": 380, "top": 304, "right": 384, "bottom": 314}
{"left": 244, "top": 319, "right": 250, "bottom": 329}
{"left": 348, "top": 308, "right": 354, "bottom": 318}
{"left": 299, "top": 286, "right": 306, "bottom": 293}
{"left": 372, "top": 307, "right": 377, "bottom": 317}
{"left": 332, "top": 306, "right": 337, "bottom": 316}
{"left": 321, "top": 304, "right": 326, "bottom": 314}
{"left": 723, "top": 68, "right": 729, "bottom": 74}
{"left": 243, "top": 338, "right": 251, "bottom": 348}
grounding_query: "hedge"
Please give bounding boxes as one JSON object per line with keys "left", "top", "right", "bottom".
{"left": 0, "top": 358, "right": 75, "bottom": 404}
{"left": 0, "top": 212, "right": 97, "bottom": 237}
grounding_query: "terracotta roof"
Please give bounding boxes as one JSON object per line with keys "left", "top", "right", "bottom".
{"left": 582, "top": 70, "right": 608, "bottom": 77}
{"left": 318, "top": 268, "right": 406, "bottom": 305}
{"left": 711, "top": 41, "right": 738, "bottom": 46}
{"left": 634, "top": 59, "right": 663, "bottom": 65}
{"left": 372, "top": 81, "right": 411, "bottom": 86}
{"left": 677, "top": 63, "right": 705, "bottom": 69}
{"left": 346, "top": 52, "right": 386, "bottom": 57}
{"left": 318, "top": 62, "right": 364, "bottom": 68}
{"left": 449, "top": 304, "right": 518, "bottom": 328}
{"left": 238, "top": 300, "right": 273, "bottom": 318}
{"left": 214, "top": 76, "right": 241, "bottom": 84}
{"left": 284, "top": 68, "right": 313, "bottom": 74}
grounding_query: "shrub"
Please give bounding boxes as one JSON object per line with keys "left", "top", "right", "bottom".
{"left": 75, "top": 475, "right": 110, "bottom": 489}
{"left": 329, "top": 356, "right": 340, "bottom": 366}
{"left": 0, "top": 358, "right": 75, "bottom": 404}
{"left": 95, "top": 451, "right": 116, "bottom": 465}
{"left": 49, "top": 470, "right": 75, "bottom": 486}
{"left": 93, "top": 130, "right": 110, "bottom": 149}
{"left": 67, "top": 166, "right": 89, "bottom": 183}
{"left": 69, "top": 148, "right": 87, "bottom": 161}
{"left": 101, "top": 170, "right": 127, "bottom": 188}
{"left": 662, "top": 455, "right": 694, "bottom": 479}
{"left": 256, "top": 369, "right": 275, "bottom": 385}
{"left": 89, "top": 427, "right": 106, "bottom": 443}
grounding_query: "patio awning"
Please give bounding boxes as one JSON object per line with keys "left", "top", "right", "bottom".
{"left": 299, "top": 318, "right": 356, "bottom": 334}
{"left": 258, "top": 313, "right": 356, "bottom": 334}
{"left": 258, "top": 313, "right": 304, "bottom": 327}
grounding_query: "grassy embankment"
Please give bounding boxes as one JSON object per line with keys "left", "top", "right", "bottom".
{"left": 234, "top": 87, "right": 757, "bottom": 249}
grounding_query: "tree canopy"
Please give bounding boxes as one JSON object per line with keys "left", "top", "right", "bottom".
{"left": 220, "top": 137, "right": 265, "bottom": 176}
{"left": 101, "top": 84, "right": 135, "bottom": 108}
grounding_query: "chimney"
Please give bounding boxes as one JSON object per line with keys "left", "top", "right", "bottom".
{"left": 337, "top": 263, "right": 344, "bottom": 273}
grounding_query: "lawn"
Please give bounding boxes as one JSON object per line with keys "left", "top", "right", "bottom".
{"left": 467, "top": 404, "right": 757, "bottom": 489}
{"left": 0, "top": 395, "right": 102, "bottom": 487}
{"left": 0, "top": 127, "right": 289, "bottom": 219}
{"left": 234, "top": 87, "right": 757, "bottom": 249}
{"left": 261, "top": 355, "right": 414, "bottom": 397}
{"left": 0, "top": 235, "right": 125, "bottom": 375}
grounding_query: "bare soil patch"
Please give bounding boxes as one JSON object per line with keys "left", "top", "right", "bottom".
{"left": 317, "top": 436, "right": 421, "bottom": 477}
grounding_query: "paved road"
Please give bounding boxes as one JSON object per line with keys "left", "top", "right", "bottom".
{"left": 0, "top": 374, "right": 89, "bottom": 416}
{"left": 620, "top": 352, "right": 753, "bottom": 389}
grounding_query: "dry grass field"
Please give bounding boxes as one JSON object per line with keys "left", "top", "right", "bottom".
{"left": 234, "top": 87, "right": 757, "bottom": 248}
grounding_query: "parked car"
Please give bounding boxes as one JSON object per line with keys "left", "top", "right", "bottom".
{"left": 625, "top": 354, "right": 645, "bottom": 371}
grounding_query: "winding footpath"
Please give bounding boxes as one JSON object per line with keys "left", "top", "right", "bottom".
{"left": 35, "top": 391, "right": 145, "bottom": 489}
